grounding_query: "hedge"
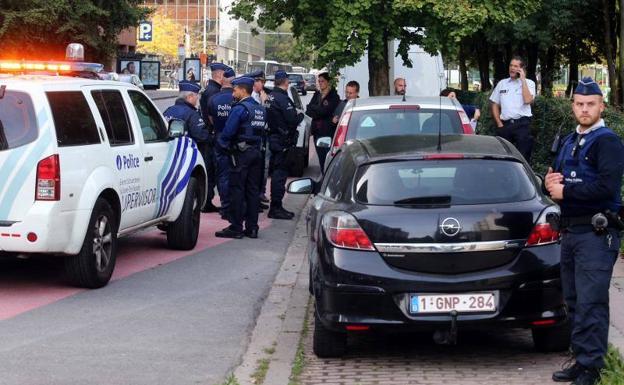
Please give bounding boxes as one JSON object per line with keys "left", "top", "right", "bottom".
{"left": 453, "top": 90, "right": 624, "bottom": 175}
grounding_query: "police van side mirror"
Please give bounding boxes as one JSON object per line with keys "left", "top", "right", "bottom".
{"left": 316, "top": 137, "right": 332, "bottom": 148}
{"left": 168, "top": 119, "right": 185, "bottom": 138}
{"left": 288, "top": 178, "right": 316, "bottom": 194}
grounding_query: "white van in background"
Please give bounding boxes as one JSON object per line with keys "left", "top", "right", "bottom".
{"left": 337, "top": 40, "right": 446, "bottom": 98}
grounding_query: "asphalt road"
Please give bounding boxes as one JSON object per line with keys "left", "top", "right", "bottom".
{"left": 0, "top": 90, "right": 317, "bottom": 385}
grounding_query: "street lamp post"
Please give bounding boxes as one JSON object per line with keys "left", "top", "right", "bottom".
{"left": 203, "top": 0, "right": 207, "bottom": 53}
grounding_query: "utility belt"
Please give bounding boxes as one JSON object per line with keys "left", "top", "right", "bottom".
{"left": 234, "top": 141, "right": 259, "bottom": 152}
{"left": 502, "top": 116, "right": 531, "bottom": 125}
{"left": 552, "top": 211, "right": 624, "bottom": 233}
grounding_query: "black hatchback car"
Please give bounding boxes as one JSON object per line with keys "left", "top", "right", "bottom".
{"left": 288, "top": 135, "right": 568, "bottom": 357}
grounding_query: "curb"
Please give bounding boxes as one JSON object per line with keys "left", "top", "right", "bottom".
{"left": 233, "top": 198, "right": 311, "bottom": 385}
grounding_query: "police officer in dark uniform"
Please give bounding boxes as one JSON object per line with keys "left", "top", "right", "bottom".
{"left": 547, "top": 77, "right": 624, "bottom": 385}
{"left": 266, "top": 70, "right": 304, "bottom": 219}
{"left": 215, "top": 77, "right": 266, "bottom": 239}
{"left": 163, "top": 80, "right": 211, "bottom": 160}
{"left": 199, "top": 62, "right": 229, "bottom": 212}
{"left": 208, "top": 66, "right": 236, "bottom": 220}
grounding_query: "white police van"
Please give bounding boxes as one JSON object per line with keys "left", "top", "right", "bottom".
{"left": 0, "top": 45, "right": 207, "bottom": 288}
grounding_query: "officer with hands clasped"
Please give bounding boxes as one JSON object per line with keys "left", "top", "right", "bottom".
{"left": 207, "top": 66, "right": 236, "bottom": 220}
{"left": 266, "top": 70, "right": 304, "bottom": 220}
{"left": 163, "top": 80, "right": 211, "bottom": 156}
{"left": 546, "top": 77, "right": 624, "bottom": 385}
{"left": 215, "top": 76, "right": 266, "bottom": 239}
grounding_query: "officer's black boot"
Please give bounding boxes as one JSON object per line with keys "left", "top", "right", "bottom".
{"left": 571, "top": 367, "right": 601, "bottom": 385}
{"left": 268, "top": 204, "right": 293, "bottom": 220}
{"left": 281, "top": 207, "right": 295, "bottom": 218}
{"left": 215, "top": 226, "right": 244, "bottom": 239}
{"left": 202, "top": 201, "right": 220, "bottom": 213}
{"left": 553, "top": 361, "right": 585, "bottom": 382}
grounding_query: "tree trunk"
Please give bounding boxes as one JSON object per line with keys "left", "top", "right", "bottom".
{"left": 527, "top": 43, "right": 539, "bottom": 84}
{"left": 367, "top": 33, "right": 390, "bottom": 96}
{"left": 493, "top": 45, "right": 507, "bottom": 85}
{"left": 566, "top": 41, "right": 579, "bottom": 97}
{"left": 540, "top": 47, "right": 556, "bottom": 97}
{"left": 602, "top": 0, "right": 619, "bottom": 105}
{"left": 475, "top": 34, "right": 491, "bottom": 91}
{"left": 458, "top": 43, "right": 469, "bottom": 91}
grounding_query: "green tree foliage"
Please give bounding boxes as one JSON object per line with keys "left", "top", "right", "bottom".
{"left": 264, "top": 21, "right": 314, "bottom": 69}
{"left": 231, "top": 0, "right": 535, "bottom": 96}
{"left": 0, "top": 0, "right": 151, "bottom": 63}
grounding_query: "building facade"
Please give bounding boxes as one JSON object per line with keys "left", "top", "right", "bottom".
{"left": 141, "top": 0, "right": 265, "bottom": 72}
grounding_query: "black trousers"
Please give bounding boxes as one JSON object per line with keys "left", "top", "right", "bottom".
{"left": 198, "top": 141, "right": 217, "bottom": 206}
{"left": 270, "top": 149, "right": 289, "bottom": 207}
{"left": 496, "top": 118, "right": 533, "bottom": 162}
{"left": 228, "top": 148, "right": 262, "bottom": 233}
{"left": 560, "top": 228, "right": 620, "bottom": 368}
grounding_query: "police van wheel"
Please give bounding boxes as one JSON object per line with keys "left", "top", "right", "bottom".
{"left": 531, "top": 320, "right": 571, "bottom": 352}
{"left": 313, "top": 309, "right": 347, "bottom": 358}
{"left": 64, "top": 198, "right": 117, "bottom": 289}
{"left": 167, "top": 177, "right": 200, "bottom": 250}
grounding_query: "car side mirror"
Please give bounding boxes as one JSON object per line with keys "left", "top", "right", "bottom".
{"left": 316, "top": 137, "right": 332, "bottom": 148}
{"left": 288, "top": 178, "right": 315, "bottom": 194}
{"left": 168, "top": 119, "right": 185, "bottom": 138}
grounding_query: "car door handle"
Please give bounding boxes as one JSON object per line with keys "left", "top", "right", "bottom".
{"left": 144, "top": 156, "right": 153, "bottom": 162}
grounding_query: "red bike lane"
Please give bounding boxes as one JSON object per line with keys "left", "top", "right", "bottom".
{"left": 0, "top": 212, "right": 272, "bottom": 321}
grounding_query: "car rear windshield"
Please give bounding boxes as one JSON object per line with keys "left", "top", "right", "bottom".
{"left": 0, "top": 90, "right": 38, "bottom": 151}
{"left": 288, "top": 74, "right": 303, "bottom": 81}
{"left": 354, "top": 159, "right": 535, "bottom": 206}
{"left": 347, "top": 108, "right": 462, "bottom": 141}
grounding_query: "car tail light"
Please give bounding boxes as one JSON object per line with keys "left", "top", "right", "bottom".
{"left": 526, "top": 206, "right": 560, "bottom": 246}
{"left": 331, "top": 111, "right": 351, "bottom": 154}
{"left": 36, "top": 154, "right": 60, "bottom": 201}
{"left": 457, "top": 110, "right": 474, "bottom": 134}
{"left": 322, "top": 211, "right": 375, "bottom": 251}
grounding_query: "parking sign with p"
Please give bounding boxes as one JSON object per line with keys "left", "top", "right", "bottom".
{"left": 139, "top": 21, "right": 153, "bottom": 42}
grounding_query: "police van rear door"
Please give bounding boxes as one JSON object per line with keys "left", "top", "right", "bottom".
{"left": 0, "top": 84, "right": 43, "bottom": 224}
{"left": 84, "top": 85, "right": 145, "bottom": 230}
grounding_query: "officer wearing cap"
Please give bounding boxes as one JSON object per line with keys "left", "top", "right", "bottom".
{"left": 215, "top": 77, "right": 266, "bottom": 239}
{"left": 546, "top": 77, "right": 624, "bottom": 385}
{"left": 245, "top": 69, "right": 272, "bottom": 208}
{"left": 266, "top": 70, "right": 304, "bottom": 220}
{"left": 489, "top": 56, "right": 536, "bottom": 162}
{"left": 207, "top": 66, "right": 236, "bottom": 220}
{"left": 198, "top": 62, "right": 229, "bottom": 213}
{"left": 163, "top": 80, "right": 210, "bottom": 154}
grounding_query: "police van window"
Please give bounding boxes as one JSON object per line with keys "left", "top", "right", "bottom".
{"left": 128, "top": 91, "right": 167, "bottom": 142}
{"left": 91, "top": 90, "right": 133, "bottom": 146}
{"left": 46, "top": 91, "right": 100, "bottom": 147}
{"left": 0, "top": 90, "right": 37, "bottom": 151}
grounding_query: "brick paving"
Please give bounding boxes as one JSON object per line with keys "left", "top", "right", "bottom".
{"left": 299, "top": 309, "right": 567, "bottom": 385}
{"left": 297, "top": 258, "right": 624, "bottom": 385}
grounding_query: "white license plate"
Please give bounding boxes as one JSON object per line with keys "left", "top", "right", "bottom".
{"left": 410, "top": 292, "right": 497, "bottom": 314}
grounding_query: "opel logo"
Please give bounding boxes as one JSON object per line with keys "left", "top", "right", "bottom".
{"left": 440, "top": 217, "right": 461, "bottom": 237}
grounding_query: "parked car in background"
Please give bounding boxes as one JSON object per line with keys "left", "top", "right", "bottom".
{"left": 303, "top": 74, "right": 317, "bottom": 92}
{"left": 287, "top": 73, "right": 307, "bottom": 95}
{"left": 326, "top": 96, "right": 474, "bottom": 166}
{"left": 289, "top": 134, "right": 567, "bottom": 358}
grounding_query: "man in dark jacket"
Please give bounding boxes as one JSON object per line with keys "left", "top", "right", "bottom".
{"left": 266, "top": 70, "right": 304, "bottom": 219}
{"left": 332, "top": 80, "right": 360, "bottom": 125}
{"left": 305, "top": 72, "right": 340, "bottom": 171}
{"left": 197, "top": 62, "right": 229, "bottom": 212}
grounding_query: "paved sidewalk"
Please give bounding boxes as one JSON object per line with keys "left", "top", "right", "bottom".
{"left": 609, "top": 258, "right": 624, "bottom": 352}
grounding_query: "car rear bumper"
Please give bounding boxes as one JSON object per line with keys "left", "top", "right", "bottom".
{"left": 0, "top": 203, "right": 89, "bottom": 255}
{"left": 313, "top": 244, "right": 566, "bottom": 332}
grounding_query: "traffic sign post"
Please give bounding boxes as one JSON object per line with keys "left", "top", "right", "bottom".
{"left": 138, "top": 21, "right": 153, "bottom": 42}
